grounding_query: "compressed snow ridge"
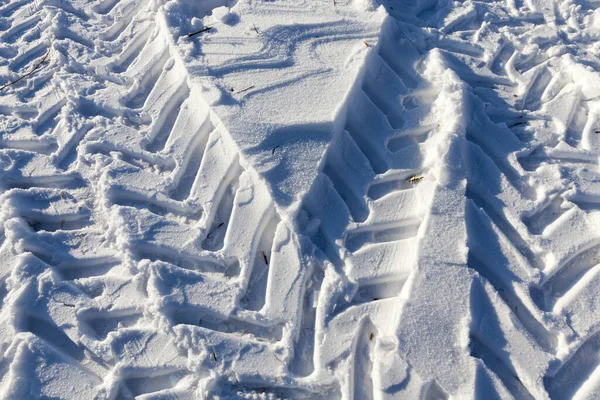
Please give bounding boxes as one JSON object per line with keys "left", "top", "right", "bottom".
{"left": 3, "top": 0, "right": 600, "bottom": 398}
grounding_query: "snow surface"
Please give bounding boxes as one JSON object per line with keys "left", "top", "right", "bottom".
{"left": 2, "top": 0, "right": 600, "bottom": 398}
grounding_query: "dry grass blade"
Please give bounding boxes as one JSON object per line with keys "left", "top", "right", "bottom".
{"left": 407, "top": 174, "right": 424, "bottom": 183}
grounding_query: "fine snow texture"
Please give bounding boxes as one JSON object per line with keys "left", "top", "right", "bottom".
{"left": 1, "top": 0, "right": 600, "bottom": 398}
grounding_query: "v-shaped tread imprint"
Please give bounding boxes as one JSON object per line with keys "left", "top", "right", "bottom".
{"left": 2, "top": 0, "right": 600, "bottom": 398}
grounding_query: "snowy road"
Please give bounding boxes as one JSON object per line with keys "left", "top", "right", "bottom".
{"left": 1, "top": 0, "right": 600, "bottom": 398}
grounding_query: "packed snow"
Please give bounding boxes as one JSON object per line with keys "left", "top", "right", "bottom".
{"left": 1, "top": 0, "right": 600, "bottom": 398}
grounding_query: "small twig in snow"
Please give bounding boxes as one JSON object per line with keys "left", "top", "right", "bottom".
{"left": 261, "top": 250, "right": 269, "bottom": 265}
{"left": 0, "top": 47, "right": 51, "bottom": 92}
{"left": 188, "top": 27, "right": 212, "bottom": 38}
{"left": 509, "top": 121, "right": 527, "bottom": 128}
{"left": 235, "top": 85, "right": 255, "bottom": 94}
{"left": 206, "top": 222, "right": 224, "bottom": 238}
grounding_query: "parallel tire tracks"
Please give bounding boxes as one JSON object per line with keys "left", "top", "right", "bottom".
{"left": 3, "top": 0, "right": 600, "bottom": 398}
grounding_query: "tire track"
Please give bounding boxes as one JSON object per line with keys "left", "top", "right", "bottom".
{"left": 411, "top": 1, "right": 600, "bottom": 396}
{"left": 295, "top": 23, "right": 443, "bottom": 396}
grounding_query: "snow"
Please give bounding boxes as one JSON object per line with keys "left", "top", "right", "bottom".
{"left": 3, "top": 0, "right": 600, "bottom": 398}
